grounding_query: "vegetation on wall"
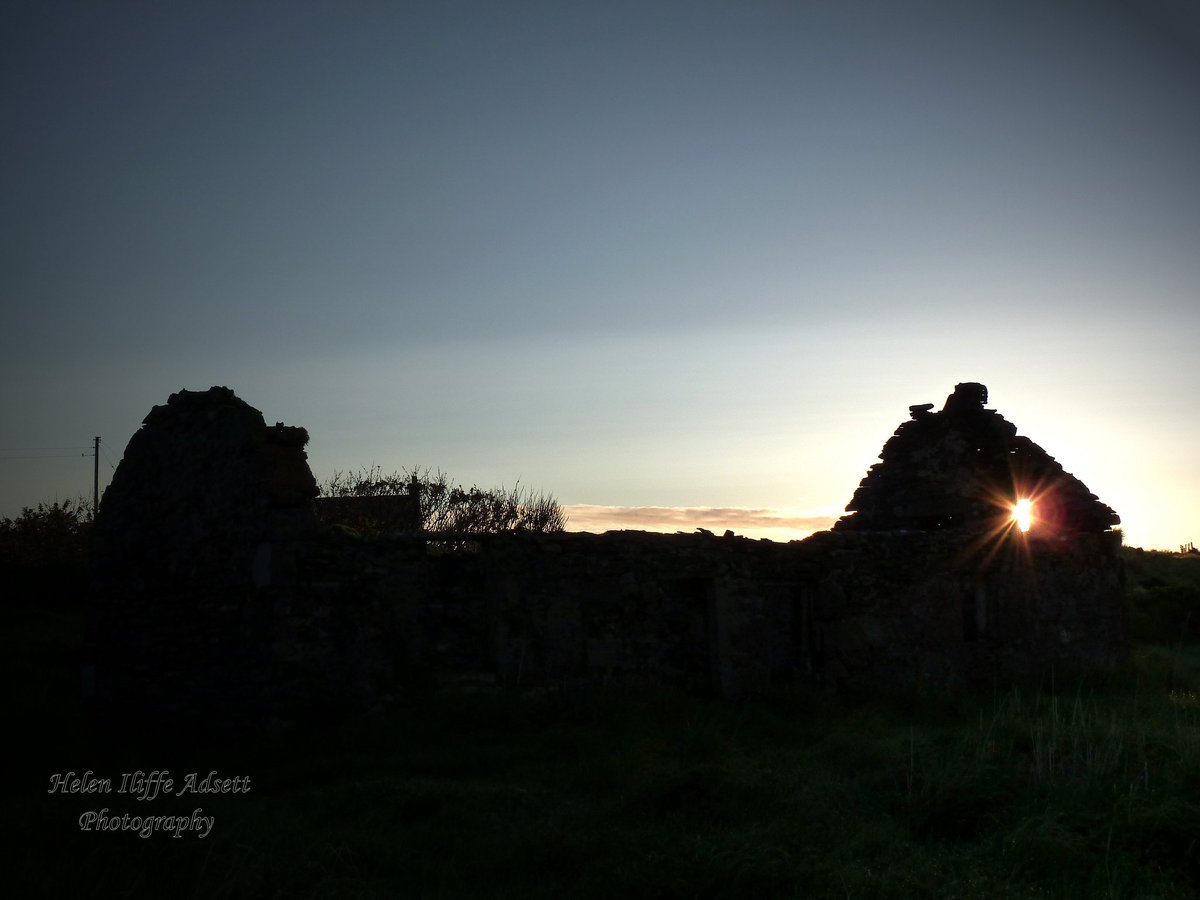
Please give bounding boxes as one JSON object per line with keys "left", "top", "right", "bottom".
{"left": 320, "top": 465, "right": 567, "bottom": 535}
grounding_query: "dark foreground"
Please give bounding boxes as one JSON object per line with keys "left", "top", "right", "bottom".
{"left": 10, "top": 554, "right": 1200, "bottom": 899}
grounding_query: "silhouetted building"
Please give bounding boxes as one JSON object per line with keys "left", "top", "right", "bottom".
{"left": 837, "top": 382, "right": 1119, "bottom": 534}
{"left": 86, "top": 384, "right": 1127, "bottom": 732}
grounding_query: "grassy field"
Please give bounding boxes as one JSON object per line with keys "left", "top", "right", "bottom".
{"left": 10, "top": 550, "right": 1200, "bottom": 899}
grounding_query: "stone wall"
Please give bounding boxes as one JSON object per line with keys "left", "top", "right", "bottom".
{"left": 86, "top": 387, "right": 1129, "bottom": 732}
{"left": 802, "top": 529, "right": 1126, "bottom": 690}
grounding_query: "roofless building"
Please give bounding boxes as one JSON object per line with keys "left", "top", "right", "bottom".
{"left": 87, "top": 384, "right": 1127, "bottom": 731}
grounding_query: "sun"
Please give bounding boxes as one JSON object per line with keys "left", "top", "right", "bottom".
{"left": 1012, "top": 498, "right": 1033, "bottom": 533}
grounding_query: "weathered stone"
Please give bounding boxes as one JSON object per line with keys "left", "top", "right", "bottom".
{"left": 942, "top": 381, "right": 988, "bottom": 412}
{"left": 837, "top": 382, "right": 1119, "bottom": 534}
{"left": 86, "top": 385, "right": 1129, "bottom": 733}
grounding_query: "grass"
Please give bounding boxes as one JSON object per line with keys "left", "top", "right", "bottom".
{"left": 10, "top": 548, "right": 1200, "bottom": 898}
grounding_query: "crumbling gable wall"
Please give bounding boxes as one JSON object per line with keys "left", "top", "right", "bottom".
{"left": 838, "top": 382, "right": 1120, "bottom": 534}
{"left": 827, "top": 381, "right": 1126, "bottom": 687}
{"left": 88, "top": 387, "right": 320, "bottom": 728}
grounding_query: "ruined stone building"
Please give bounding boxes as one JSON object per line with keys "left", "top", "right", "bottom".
{"left": 86, "top": 383, "right": 1126, "bottom": 730}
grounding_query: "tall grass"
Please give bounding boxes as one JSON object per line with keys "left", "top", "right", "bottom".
{"left": 13, "top": 546, "right": 1200, "bottom": 897}
{"left": 17, "top": 643, "right": 1200, "bottom": 898}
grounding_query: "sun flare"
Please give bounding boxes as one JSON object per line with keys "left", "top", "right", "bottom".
{"left": 1012, "top": 498, "right": 1033, "bottom": 533}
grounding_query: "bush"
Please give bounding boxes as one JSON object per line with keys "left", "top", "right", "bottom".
{"left": 0, "top": 499, "right": 92, "bottom": 606}
{"left": 320, "top": 466, "right": 567, "bottom": 536}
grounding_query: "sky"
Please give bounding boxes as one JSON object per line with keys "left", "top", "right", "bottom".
{"left": 2, "top": 0, "right": 1197, "bottom": 550}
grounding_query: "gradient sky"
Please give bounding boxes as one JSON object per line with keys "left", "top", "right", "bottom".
{"left": 3, "top": 1, "right": 1197, "bottom": 549}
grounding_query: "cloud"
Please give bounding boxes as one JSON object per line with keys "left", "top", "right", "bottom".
{"left": 560, "top": 505, "right": 838, "bottom": 539}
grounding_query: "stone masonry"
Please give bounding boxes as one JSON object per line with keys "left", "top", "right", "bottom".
{"left": 86, "top": 385, "right": 1128, "bottom": 731}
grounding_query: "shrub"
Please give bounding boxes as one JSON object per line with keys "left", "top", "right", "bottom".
{"left": 319, "top": 466, "right": 567, "bottom": 536}
{"left": 0, "top": 498, "right": 92, "bottom": 605}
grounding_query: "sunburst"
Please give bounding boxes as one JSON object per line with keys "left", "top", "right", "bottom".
{"left": 1012, "top": 498, "right": 1033, "bottom": 533}
{"left": 952, "top": 481, "right": 1051, "bottom": 572}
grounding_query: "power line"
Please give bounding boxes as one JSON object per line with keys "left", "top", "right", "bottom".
{"left": 92, "top": 436, "right": 100, "bottom": 510}
{"left": 0, "top": 454, "right": 89, "bottom": 460}
{"left": 100, "top": 444, "right": 119, "bottom": 470}
{"left": 0, "top": 443, "right": 97, "bottom": 460}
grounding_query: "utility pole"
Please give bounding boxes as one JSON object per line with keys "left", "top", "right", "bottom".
{"left": 93, "top": 435, "right": 100, "bottom": 514}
